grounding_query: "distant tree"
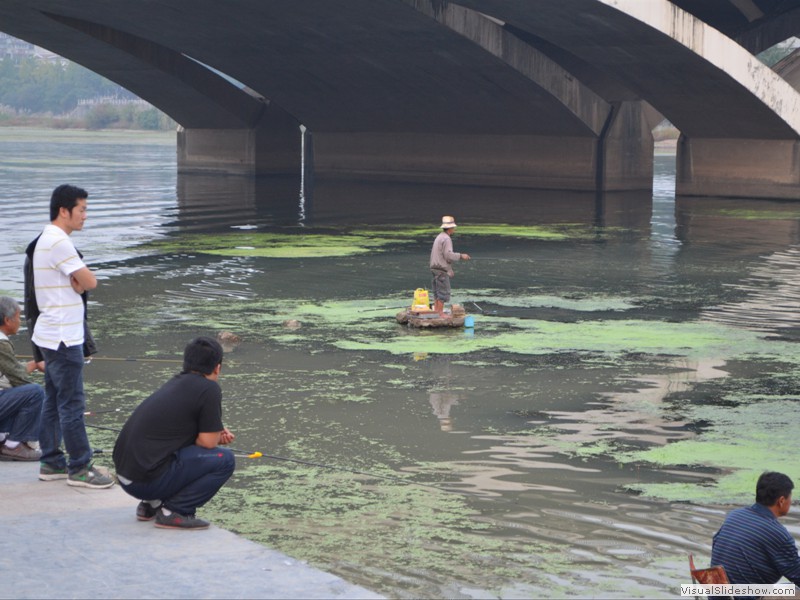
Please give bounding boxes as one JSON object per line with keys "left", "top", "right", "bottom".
{"left": 0, "top": 54, "right": 176, "bottom": 129}
{"left": 135, "top": 108, "right": 162, "bottom": 130}
{"left": 0, "top": 56, "right": 136, "bottom": 114}
{"left": 85, "top": 104, "right": 119, "bottom": 129}
{"left": 758, "top": 38, "right": 799, "bottom": 67}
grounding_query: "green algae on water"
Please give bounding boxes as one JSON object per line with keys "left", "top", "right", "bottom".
{"left": 619, "top": 398, "right": 800, "bottom": 504}
{"left": 140, "top": 232, "right": 408, "bottom": 258}
{"left": 140, "top": 223, "right": 609, "bottom": 261}
{"left": 465, "top": 289, "right": 639, "bottom": 312}
{"left": 715, "top": 208, "right": 800, "bottom": 220}
{"left": 91, "top": 281, "right": 799, "bottom": 365}
{"left": 206, "top": 461, "right": 575, "bottom": 597}
{"left": 351, "top": 223, "right": 579, "bottom": 240}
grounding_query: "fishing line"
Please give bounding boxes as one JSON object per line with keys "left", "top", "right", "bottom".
{"left": 86, "top": 424, "right": 122, "bottom": 433}
{"left": 20, "top": 354, "right": 272, "bottom": 368}
{"left": 19, "top": 354, "right": 183, "bottom": 364}
{"left": 85, "top": 356, "right": 183, "bottom": 364}
{"left": 83, "top": 423, "right": 472, "bottom": 497}
{"left": 227, "top": 447, "right": 457, "bottom": 493}
{"left": 468, "top": 257, "right": 552, "bottom": 261}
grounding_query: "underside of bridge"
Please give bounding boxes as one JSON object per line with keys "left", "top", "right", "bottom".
{"left": 3, "top": 0, "right": 800, "bottom": 200}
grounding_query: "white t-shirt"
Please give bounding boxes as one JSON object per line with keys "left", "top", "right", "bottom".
{"left": 31, "top": 224, "right": 87, "bottom": 350}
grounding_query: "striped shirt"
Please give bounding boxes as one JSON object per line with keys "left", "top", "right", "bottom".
{"left": 711, "top": 503, "right": 800, "bottom": 594}
{"left": 31, "top": 224, "right": 86, "bottom": 350}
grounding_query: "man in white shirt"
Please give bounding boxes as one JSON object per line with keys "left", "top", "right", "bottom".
{"left": 33, "top": 184, "right": 113, "bottom": 488}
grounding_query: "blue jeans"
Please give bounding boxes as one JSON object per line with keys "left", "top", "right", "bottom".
{"left": 39, "top": 344, "right": 92, "bottom": 473}
{"left": 0, "top": 383, "right": 45, "bottom": 442}
{"left": 120, "top": 445, "right": 235, "bottom": 516}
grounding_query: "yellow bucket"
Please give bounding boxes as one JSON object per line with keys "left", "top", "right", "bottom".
{"left": 412, "top": 288, "right": 430, "bottom": 310}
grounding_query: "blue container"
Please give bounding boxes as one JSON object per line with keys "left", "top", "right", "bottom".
{"left": 464, "top": 315, "right": 475, "bottom": 328}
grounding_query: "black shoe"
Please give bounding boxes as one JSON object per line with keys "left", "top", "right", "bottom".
{"left": 136, "top": 500, "right": 162, "bottom": 521}
{"left": 154, "top": 507, "right": 210, "bottom": 530}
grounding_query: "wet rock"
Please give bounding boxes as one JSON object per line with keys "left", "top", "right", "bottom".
{"left": 217, "top": 331, "right": 241, "bottom": 353}
{"left": 283, "top": 319, "right": 302, "bottom": 330}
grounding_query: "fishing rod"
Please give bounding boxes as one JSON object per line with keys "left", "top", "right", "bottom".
{"left": 469, "top": 301, "right": 501, "bottom": 315}
{"left": 83, "top": 423, "right": 462, "bottom": 495}
{"left": 361, "top": 305, "right": 408, "bottom": 312}
{"left": 84, "top": 408, "right": 124, "bottom": 416}
{"left": 86, "top": 424, "right": 122, "bottom": 433}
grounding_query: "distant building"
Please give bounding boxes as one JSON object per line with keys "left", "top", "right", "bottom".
{"left": 0, "top": 32, "right": 66, "bottom": 63}
{"left": 0, "top": 32, "right": 35, "bottom": 58}
{"left": 32, "top": 46, "right": 64, "bottom": 64}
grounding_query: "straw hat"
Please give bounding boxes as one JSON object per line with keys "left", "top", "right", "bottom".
{"left": 440, "top": 215, "right": 457, "bottom": 229}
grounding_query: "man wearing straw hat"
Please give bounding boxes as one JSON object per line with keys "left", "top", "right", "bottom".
{"left": 429, "top": 216, "right": 470, "bottom": 317}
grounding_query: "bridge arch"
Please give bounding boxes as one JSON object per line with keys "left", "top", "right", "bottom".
{"left": 2, "top": 0, "right": 800, "bottom": 198}
{"left": 457, "top": 0, "right": 800, "bottom": 198}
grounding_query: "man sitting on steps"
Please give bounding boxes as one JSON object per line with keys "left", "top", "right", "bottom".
{"left": 0, "top": 296, "right": 44, "bottom": 461}
{"left": 711, "top": 471, "right": 800, "bottom": 595}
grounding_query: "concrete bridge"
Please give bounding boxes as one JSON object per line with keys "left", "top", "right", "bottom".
{"left": 2, "top": 0, "right": 800, "bottom": 200}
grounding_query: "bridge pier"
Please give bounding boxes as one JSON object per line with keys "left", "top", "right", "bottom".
{"left": 177, "top": 105, "right": 302, "bottom": 176}
{"left": 676, "top": 136, "right": 800, "bottom": 200}
{"left": 600, "top": 101, "right": 655, "bottom": 192}
{"left": 308, "top": 100, "right": 653, "bottom": 192}
{"left": 309, "top": 132, "right": 597, "bottom": 190}
{"left": 176, "top": 99, "right": 653, "bottom": 193}
{"left": 177, "top": 119, "right": 653, "bottom": 193}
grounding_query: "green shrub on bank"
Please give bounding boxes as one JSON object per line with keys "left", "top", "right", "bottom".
{"left": 84, "top": 104, "right": 174, "bottom": 130}
{"left": 0, "top": 56, "right": 175, "bottom": 131}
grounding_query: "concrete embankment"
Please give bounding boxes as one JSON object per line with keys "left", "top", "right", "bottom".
{"left": 0, "top": 462, "right": 382, "bottom": 599}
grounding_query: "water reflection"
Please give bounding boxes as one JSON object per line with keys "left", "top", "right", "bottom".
{"left": 676, "top": 196, "right": 800, "bottom": 252}
{"left": 535, "top": 357, "right": 729, "bottom": 449}
{"left": 176, "top": 173, "right": 303, "bottom": 230}
{"left": 172, "top": 170, "right": 655, "bottom": 232}
{"left": 677, "top": 197, "right": 800, "bottom": 337}
{"left": 700, "top": 246, "right": 800, "bottom": 337}
{"left": 292, "top": 179, "right": 653, "bottom": 228}
{"left": 420, "top": 354, "right": 462, "bottom": 432}
{"left": 429, "top": 391, "right": 460, "bottom": 432}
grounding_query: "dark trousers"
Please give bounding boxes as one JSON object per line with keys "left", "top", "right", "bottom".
{"left": 39, "top": 344, "right": 92, "bottom": 473}
{"left": 0, "top": 383, "right": 44, "bottom": 442}
{"left": 120, "top": 445, "right": 235, "bottom": 516}
{"left": 431, "top": 270, "right": 451, "bottom": 302}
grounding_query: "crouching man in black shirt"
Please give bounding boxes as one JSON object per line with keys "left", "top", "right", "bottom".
{"left": 113, "top": 336, "right": 235, "bottom": 529}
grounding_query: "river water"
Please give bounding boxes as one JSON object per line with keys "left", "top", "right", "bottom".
{"left": 2, "top": 127, "right": 800, "bottom": 598}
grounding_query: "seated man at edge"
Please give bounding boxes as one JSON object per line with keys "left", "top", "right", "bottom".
{"left": 711, "top": 471, "right": 800, "bottom": 598}
{"left": 113, "top": 336, "right": 235, "bottom": 530}
{"left": 0, "top": 296, "right": 45, "bottom": 461}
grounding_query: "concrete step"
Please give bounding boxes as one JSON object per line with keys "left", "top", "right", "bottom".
{"left": 0, "top": 461, "right": 382, "bottom": 599}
